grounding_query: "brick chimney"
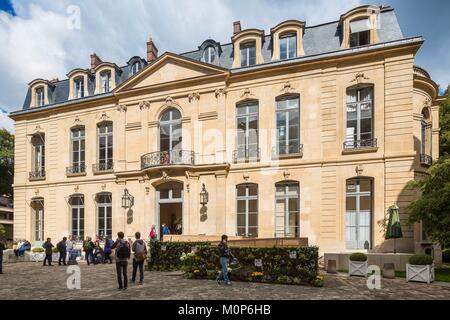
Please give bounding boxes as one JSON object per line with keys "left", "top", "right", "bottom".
{"left": 146, "top": 37, "right": 158, "bottom": 62}
{"left": 233, "top": 21, "right": 241, "bottom": 35}
{"left": 90, "top": 53, "right": 102, "bottom": 70}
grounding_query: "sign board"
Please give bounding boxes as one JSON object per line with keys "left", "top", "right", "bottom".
{"left": 289, "top": 251, "right": 297, "bottom": 259}
{"left": 254, "top": 259, "right": 262, "bottom": 267}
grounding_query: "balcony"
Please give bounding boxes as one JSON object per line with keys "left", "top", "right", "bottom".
{"left": 233, "top": 147, "right": 261, "bottom": 163}
{"left": 66, "top": 164, "right": 86, "bottom": 177}
{"left": 272, "top": 144, "right": 303, "bottom": 160}
{"left": 343, "top": 138, "right": 378, "bottom": 154}
{"left": 29, "top": 169, "right": 45, "bottom": 181}
{"left": 420, "top": 154, "right": 433, "bottom": 166}
{"left": 141, "top": 150, "right": 195, "bottom": 170}
{"left": 93, "top": 161, "right": 114, "bottom": 174}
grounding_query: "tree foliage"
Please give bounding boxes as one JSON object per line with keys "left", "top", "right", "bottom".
{"left": 440, "top": 86, "right": 450, "bottom": 157}
{"left": 0, "top": 129, "right": 14, "bottom": 196}
{"left": 408, "top": 158, "right": 450, "bottom": 247}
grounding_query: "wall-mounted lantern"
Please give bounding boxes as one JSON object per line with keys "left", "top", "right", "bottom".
{"left": 200, "top": 184, "right": 209, "bottom": 206}
{"left": 121, "top": 188, "right": 134, "bottom": 209}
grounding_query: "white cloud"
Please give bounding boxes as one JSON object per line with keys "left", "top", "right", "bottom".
{"left": 0, "top": 0, "right": 365, "bottom": 113}
{"left": 0, "top": 108, "right": 14, "bottom": 133}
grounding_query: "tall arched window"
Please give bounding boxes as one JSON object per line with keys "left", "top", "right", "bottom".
{"left": 346, "top": 178, "right": 373, "bottom": 249}
{"left": 275, "top": 181, "right": 300, "bottom": 238}
{"left": 36, "top": 87, "right": 45, "bottom": 107}
{"left": 31, "top": 197, "right": 45, "bottom": 242}
{"left": 74, "top": 77, "right": 84, "bottom": 98}
{"left": 96, "top": 193, "right": 112, "bottom": 240}
{"left": 345, "top": 85, "right": 374, "bottom": 149}
{"left": 69, "top": 195, "right": 84, "bottom": 240}
{"left": 236, "top": 183, "right": 258, "bottom": 237}
{"left": 100, "top": 71, "right": 112, "bottom": 93}
{"left": 97, "top": 122, "right": 113, "bottom": 171}
{"left": 159, "top": 108, "right": 182, "bottom": 163}
{"left": 275, "top": 95, "right": 300, "bottom": 156}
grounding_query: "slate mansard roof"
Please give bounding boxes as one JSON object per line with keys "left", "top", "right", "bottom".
{"left": 19, "top": 7, "right": 407, "bottom": 112}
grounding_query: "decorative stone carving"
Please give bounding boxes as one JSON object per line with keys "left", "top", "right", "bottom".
{"left": 101, "top": 183, "right": 106, "bottom": 191}
{"left": 73, "top": 117, "right": 82, "bottom": 125}
{"left": 162, "top": 96, "right": 181, "bottom": 109}
{"left": 356, "top": 165, "right": 364, "bottom": 176}
{"left": 241, "top": 88, "right": 255, "bottom": 100}
{"left": 243, "top": 173, "right": 250, "bottom": 181}
{"left": 215, "top": 88, "right": 228, "bottom": 98}
{"left": 34, "top": 125, "right": 43, "bottom": 133}
{"left": 145, "top": 187, "right": 150, "bottom": 195}
{"left": 352, "top": 72, "right": 370, "bottom": 84}
{"left": 161, "top": 170, "right": 169, "bottom": 180}
{"left": 74, "top": 185, "right": 79, "bottom": 193}
{"left": 116, "top": 104, "right": 127, "bottom": 112}
{"left": 188, "top": 92, "right": 200, "bottom": 102}
{"left": 139, "top": 100, "right": 151, "bottom": 110}
{"left": 283, "top": 170, "right": 291, "bottom": 180}
{"left": 98, "top": 112, "right": 110, "bottom": 121}
{"left": 280, "top": 81, "right": 295, "bottom": 94}
{"left": 34, "top": 188, "right": 39, "bottom": 196}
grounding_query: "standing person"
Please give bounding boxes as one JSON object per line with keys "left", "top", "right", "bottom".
{"left": 0, "top": 238, "right": 5, "bottom": 274}
{"left": 162, "top": 224, "right": 170, "bottom": 240}
{"left": 111, "top": 231, "right": 131, "bottom": 290}
{"left": 66, "top": 236, "right": 76, "bottom": 265}
{"left": 131, "top": 232, "right": 147, "bottom": 285}
{"left": 216, "top": 234, "right": 232, "bottom": 285}
{"left": 83, "top": 237, "right": 95, "bottom": 266}
{"left": 103, "top": 237, "right": 113, "bottom": 264}
{"left": 42, "top": 238, "right": 54, "bottom": 266}
{"left": 93, "top": 240, "right": 104, "bottom": 264}
{"left": 57, "top": 237, "right": 68, "bottom": 266}
{"left": 149, "top": 224, "right": 157, "bottom": 241}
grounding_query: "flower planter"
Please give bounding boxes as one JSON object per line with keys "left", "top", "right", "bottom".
{"left": 406, "top": 264, "right": 435, "bottom": 284}
{"left": 30, "top": 252, "right": 46, "bottom": 262}
{"left": 349, "top": 260, "right": 368, "bottom": 277}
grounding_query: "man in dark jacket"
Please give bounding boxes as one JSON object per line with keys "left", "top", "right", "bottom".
{"left": 83, "top": 237, "right": 95, "bottom": 265}
{"left": 0, "top": 239, "right": 6, "bottom": 274}
{"left": 42, "top": 238, "right": 54, "bottom": 266}
{"left": 131, "top": 232, "right": 147, "bottom": 285}
{"left": 111, "top": 231, "right": 131, "bottom": 290}
{"left": 57, "top": 237, "right": 67, "bottom": 266}
{"left": 216, "top": 234, "right": 232, "bottom": 285}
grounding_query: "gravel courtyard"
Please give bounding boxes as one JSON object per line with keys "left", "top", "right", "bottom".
{"left": 1, "top": 262, "right": 450, "bottom": 300}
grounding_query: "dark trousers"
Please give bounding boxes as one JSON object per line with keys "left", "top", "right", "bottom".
{"left": 43, "top": 253, "right": 52, "bottom": 266}
{"left": 116, "top": 261, "right": 128, "bottom": 288}
{"left": 132, "top": 259, "right": 144, "bottom": 283}
{"left": 104, "top": 253, "right": 112, "bottom": 264}
{"left": 85, "top": 250, "right": 94, "bottom": 265}
{"left": 0, "top": 255, "right": 3, "bottom": 273}
{"left": 59, "top": 250, "right": 67, "bottom": 265}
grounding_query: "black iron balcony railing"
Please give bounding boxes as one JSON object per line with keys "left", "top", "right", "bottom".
{"left": 343, "top": 138, "right": 378, "bottom": 150}
{"left": 29, "top": 169, "right": 45, "bottom": 180}
{"left": 141, "top": 150, "right": 195, "bottom": 170}
{"left": 420, "top": 154, "right": 433, "bottom": 166}
{"left": 66, "top": 164, "right": 86, "bottom": 175}
{"left": 93, "top": 161, "right": 114, "bottom": 172}
{"left": 233, "top": 147, "right": 261, "bottom": 163}
{"left": 272, "top": 144, "right": 303, "bottom": 158}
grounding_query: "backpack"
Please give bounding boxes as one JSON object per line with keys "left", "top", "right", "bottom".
{"left": 116, "top": 241, "right": 130, "bottom": 259}
{"left": 56, "top": 241, "right": 62, "bottom": 251}
{"left": 104, "top": 243, "right": 112, "bottom": 254}
{"left": 83, "top": 241, "right": 93, "bottom": 251}
{"left": 134, "top": 241, "right": 147, "bottom": 262}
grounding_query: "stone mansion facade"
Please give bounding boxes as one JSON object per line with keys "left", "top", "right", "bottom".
{"left": 10, "top": 5, "right": 443, "bottom": 253}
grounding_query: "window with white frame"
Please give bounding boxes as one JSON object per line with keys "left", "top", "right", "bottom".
{"left": 96, "top": 193, "right": 112, "bottom": 239}
{"left": 31, "top": 198, "right": 44, "bottom": 242}
{"left": 131, "top": 62, "right": 141, "bottom": 75}
{"left": 240, "top": 42, "right": 256, "bottom": 67}
{"left": 236, "top": 184, "right": 258, "bottom": 237}
{"left": 70, "top": 195, "right": 84, "bottom": 240}
{"left": 74, "top": 77, "right": 84, "bottom": 98}
{"left": 236, "top": 102, "right": 259, "bottom": 160}
{"left": 275, "top": 182, "right": 300, "bottom": 238}
{"left": 97, "top": 122, "right": 113, "bottom": 171}
{"left": 280, "top": 33, "right": 297, "bottom": 60}
{"left": 31, "top": 134, "right": 45, "bottom": 177}
{"left": 100, "top": 71, "right": 112, "bottom": 93}
{"left": 346, "top": 86, "right": 374, "bottom": 148}
{"left": 36, "top": 87, "right": 45, "bottom": 107}
{"left": 202, "top": 46, "right": 216, "bottom": 64}
{"left": 276, "top": 96, "right": 300, "bottom": 155}
{"left": 349, "top": 18, "right": 371, "bottom": 47}
{"left": 346, "top": 178, "right": 372, "bottom": 249}
{"left": 71, "top": 127, "right": 85, "bottom": 173}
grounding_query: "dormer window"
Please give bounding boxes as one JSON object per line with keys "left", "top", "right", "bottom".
{"left": 100, "top": 71, "right": 112, "bottom": 93}
{"left": 349, "top": 18, "right": 371, "bottom": 47}
{"left": 36, "top": 87, "right": 45, "bottom": 107}
{"left": 280, "top": 33, "right": 297, "bottom": 60}
{"left": 131, "top": 62, "right": 141, "bottom": 75}
{"left": 202, "top": 46, "right": 216, "bottom": 64}
{"left": 240, "top": 42, "right": 256, "bottom": 67}
{"left": 74, "top": 77, "right": 84, "bottom": 98}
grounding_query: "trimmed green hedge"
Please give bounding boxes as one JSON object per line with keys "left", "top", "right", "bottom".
{"left": 409, "top": 254, "right": 434, "bottom": 265}
{"left": 349, "top": 252, "right": 368, "bottom": 262}
{"left": 148, "top": 241, "right": 321, "bottom": 286}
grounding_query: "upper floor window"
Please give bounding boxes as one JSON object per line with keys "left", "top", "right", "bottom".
{"left": 202, "top": 46, "right": 216, "bottom": 64}
{"left": 280, "top": 33, "right": 297, "bottom": 60}
{"left": 100, "top": 71, "right": 111, "bottom": 93}
{"left": 159, "top": 108, "right": 182, "bottom": 154}
{"left": 275, "top": 96, "right": 300, "bottom": 156}
{"left": 235, "top": 102, "right": 259, "bottom": 161}
{"left": 74, "top": 77, "right": 84, "bottom": 99}
{"left": 345, "top": 86, "right": 374, "bottom": 149}
{"left": 236, "top": 183, "right": 258, "bottom": 237}
{"left": 131, "top": 62, "right": 141, "bottom": 75}
{"left": 96, "top": 122, "right": 113, "bottom": 172}
{"left": 240, "top": 42, "right": 256, "bottom": 67}
{"left": 70, "top": 127, "right": 85, "bottom": 174}
{"left": 30, "top": 134, "right": 45, "bottom": 179}
{"left": 349, "top": 18, "right": 371, "bottom": 47}
{"left": 36, "top": 87, "right": 45, "bottom": 107}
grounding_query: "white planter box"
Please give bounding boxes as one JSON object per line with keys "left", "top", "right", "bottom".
{"left": 30, "top": 252, "right": 46, "bottom": 262}
{"left": 52, "top": 253, "right": 60, "bottom": 261}
{"left": 406, "top": 264, "right": 435, "bottom": 284}
{"left": 349, "top": 260, "right": 368, "bottom": 277}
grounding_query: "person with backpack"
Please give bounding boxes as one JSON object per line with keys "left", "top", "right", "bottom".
{"left": 103, "top": 237, "right": 113, "bottom": 264}
{"left": 57, "top": 237, "right": 67, "bottom": 266}
{"left": 131, "top": 232, "right": 147, "bottom": 285}
{"left": 111, "top": 231, "right": 131, "bottom": 290}
{"left": 42, "top": 238, "right": 54, "bottom": 266}
{"left": 83, "top": 237, "right": 95, "bottom": 266}
{"left": 216, "top": 234, "right": 233, "bottom": 285}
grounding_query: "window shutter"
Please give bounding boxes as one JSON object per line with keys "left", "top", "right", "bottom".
{"left": 350, "top": 19, "right": 371, "bottom": 33}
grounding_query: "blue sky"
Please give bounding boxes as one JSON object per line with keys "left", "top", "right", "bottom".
{"left": 0, "top": 0, "right": 449, "bottom": 132}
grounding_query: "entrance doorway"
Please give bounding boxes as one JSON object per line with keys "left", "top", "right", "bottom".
{"left": 156, "top": 182, "right": 183, "bottom": 239}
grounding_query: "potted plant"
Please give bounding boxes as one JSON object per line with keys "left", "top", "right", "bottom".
{"left": 348, "top": 252, "right": 368, "bottom": 277}
{"left": 30, "top": 247, "right": 46, "bottom": 262}
{"left": 406, "top": 254, "right": 434, "bottom": 284}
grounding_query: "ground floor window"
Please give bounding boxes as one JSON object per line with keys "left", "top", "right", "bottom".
{"left": 96, "top": 193, "right": 112, "bottom": 239}
{"left": 346, "top": 178, "right": 373, "bottom": 249}
{"left": 70, "top": 195, "right": 84, "bottom": 240}
{"left": 31, "top": 198, "right": 44, "bottom": 242}
{"left": 236, "top": 184, "right": 258, "bottom": 237}
{"left": 275, "top": 181, "right": 300, "bottom": 238}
